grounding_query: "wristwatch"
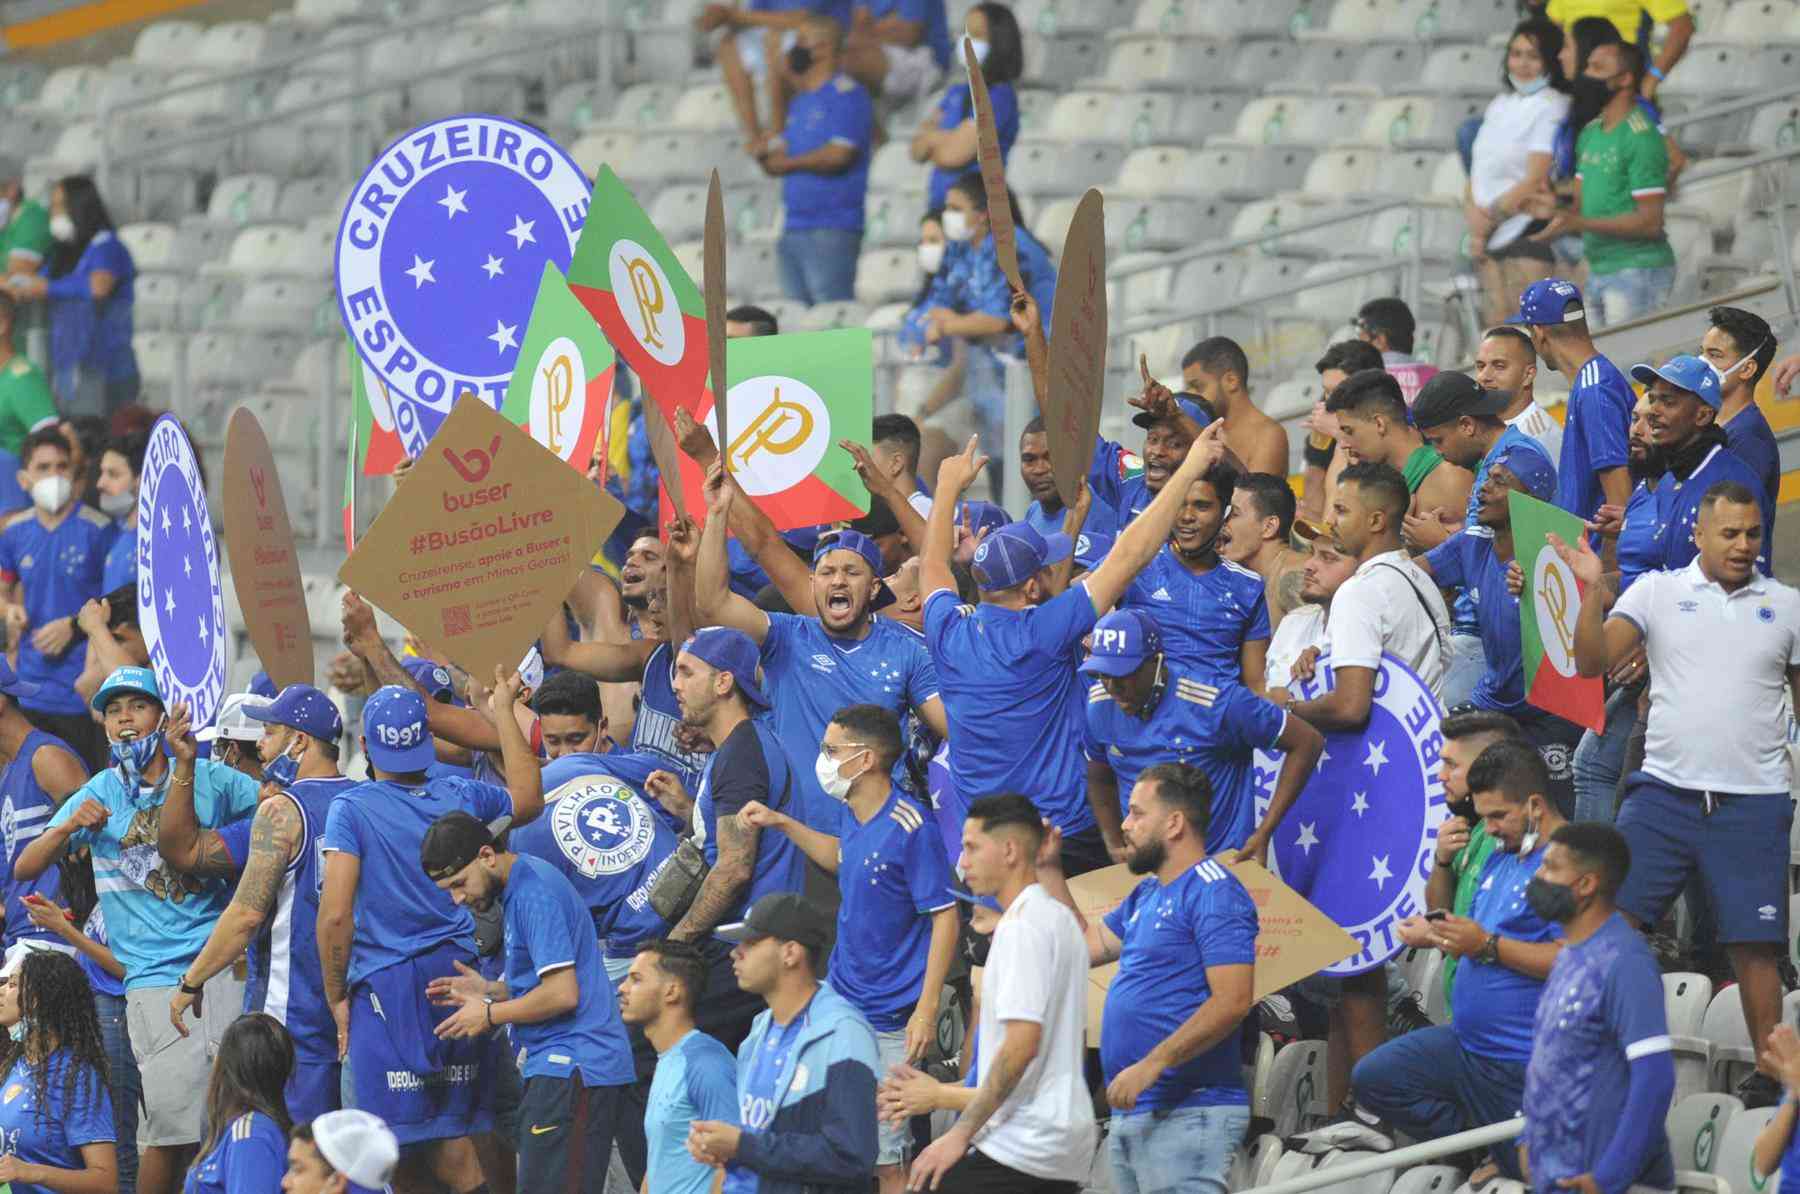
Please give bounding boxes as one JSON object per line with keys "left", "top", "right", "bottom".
{"left": 178, "top": 977, "right": 203, "bottom": 996}
{"left": 483, "top": 995, "right": 496, "bottom": 1028}
{"left": 1478, "top": 933, "right": 1501, "bottom": 966}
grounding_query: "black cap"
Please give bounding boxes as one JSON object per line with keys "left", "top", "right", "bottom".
{"left": 1409, "top": 372, "right": 1513, "bottom": 429}
{"left": 419, "top": 810, "right": 513, "bottom": 880}
{"left": 716, "top": 892, "right": 832, "bottom": 950}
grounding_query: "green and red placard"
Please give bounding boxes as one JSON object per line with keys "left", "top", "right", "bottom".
{"left": 499, "top": 262, "right": 615, "bottom": 470}
{"left": 1510, "top": 490, "right": 1606, "bottom": 732}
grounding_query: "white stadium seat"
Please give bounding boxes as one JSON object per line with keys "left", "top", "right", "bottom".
{"left": 1667, "top": 1093, "right": 1742, "bottom": 1176}
{"left": 1700, "top": 985, "right": 1757, "bottom": 1093}
{"left": 1700, "top": 0, "right": 1798, "bottom": 43}
{"left": 1390, "top": 1165, "right": 1468, "bottom": 1194}
{"left": 1258, "top": 1039, "right": 1328, "bottom": 1138}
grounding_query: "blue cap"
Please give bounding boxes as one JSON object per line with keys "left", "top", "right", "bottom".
{"left": 1079, "top": 609, "right": 1163, "bottom": 677}
{"left": 1073, "top": 529, "right": 1114, "bottom": 570}
{"left": 947, "top": 886, "right": 1001, "bottom": 913}
{"left": 91, "top": 665, "right": 162, "bottom": 713}
{"left": 361, "top": 685, "right": 436, "bottom": 772}
{"left": 401, "top": 657, "right": 461, "bottom": 705}
{"left": 1491, "top": 442, "right": 1557, "bottom": 502}
{"left": 811, "top": 529, "right": 895, "bottom": 610}
{"left": 0, "top": 658, "right": 41, "bottom": 701}
{"left": 245, "top": 683, "right": 344, "bottom": 742}
{"left": 679, "top": 627, "right": 771, "bottom": 710}
{"left": 1505, "top": 278, "right": 1585, "bottom": 326}
{"left": 1132, "top": 392, "right": 1216, "bottom": 429}
{"left": 1630, "top": 353, "right": 1722, "bottom": 410}
{"left": 247, "top": 670, "right": 277, "bottom": 699}
{"left": 954, "top": 500, "right": 1010, "bottom": 539}
{"left": 970, "top": 521, "right": 1072, "bottom": 592}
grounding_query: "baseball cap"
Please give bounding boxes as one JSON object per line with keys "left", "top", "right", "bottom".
{"left": 247, "top": 670, "right": 277, "bottom": 699}
{"left": 811, "top": 529, "right": 896, "bottom": 610}
{"left": 946, "top": 886, "right": 1001, "bottom": 913}
{"left": 1409, "top": 372, "right": 1513, "bottom": 428}
{"left": 244, "top": 683, "right": 344, "bottom": 742}
{"left": 1079, "top": 609, "right": 1163, "bottom": 678}
{"left": 679, "top": 627, "right": 771, "bottom": 710}
{"left": 970, "top": 521, "right": 1072, "bottom": 592}
{"left": 196, "top": 692, "right": 265, "bottom": 744}
{"left": 360, "top": 685, "right": 436, "bottom": 772}
{"left": 1073, "top": 529, "right": 1114, "bottom": 570}
{"left": 401, "top": 656, "right": 460, "bottom": 705}
{"left": 1290, "top": 516, "right": 1330, "bottom": 546}
{"left": 419, "top": 809, "right": 513, "bottom": 880}
{"left": 0, "top": 940, "right": 56, "bottom": 979}
{"left": 954, "top": 500, "right": 1010, "bottom": 539}
{"left": 717, "top": 891, "right": 832, "bottom": 949}
{"left": 1629, "top": 353, "right": 1722, "bottom": 410}
{"left": 1131, "top": 391, "right": 1216, "bottom": 430}
{"left": 311, "top": 1109, "right": 400, "bottom": 1190}
{"left": 0, "top": 657, "right": 41, "bottom": 702}
{"left": 91, "top": 665, "right": 162, "bottom": 714}
{"left": 1490, "top": 442, "right": 1557, "bottom": 501}
{"left": 1505, "top": 278, "right": 1585, "bottom": 326}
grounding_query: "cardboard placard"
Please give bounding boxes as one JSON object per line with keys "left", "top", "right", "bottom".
{"left": 1068, "top": 861, "right": 1359, "bottom": 1043}
{"left": 645, "top": 390, "right": 688, "bottom": 523}
{"left": 223, "top": 407, "right": 313, "bottom": 688}
{"left": 704, "top": 170, "right": 730, "bottom": 468}
{"left": 339, "top": 397, "right": 624, "bottom": 681}
{"left": 1044, "top": 188, "right": 1107, "bottom": 509}
{"left": 964, "top": 39, "right": 1023, "bottom": 292}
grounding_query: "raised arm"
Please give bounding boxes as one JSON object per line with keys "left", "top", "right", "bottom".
{"left": 1551, "top": 533, "right": 1641, "bottom": 678}
{"left": 693, "top": 459, "right": 774, "bottom": 645}
{"left": 738, "top": 799, "right": 840, "bottom": 873}
{"left": 1085, "top": 421, "right": 1229, "bottom": 613}
{"left": 489, "top": 668, "right": 544, "bottom": 826}
{"left": 155, "top": 704, "right": 239, "bottom": 878}
{"left": 921, "top": 436, "right": 987, "bottom": 600}
{"left": 540, "top": 591, "right": 659, "bottom": 681}
{"left": 842, "top": 438, "right": 929, "bottom": 556}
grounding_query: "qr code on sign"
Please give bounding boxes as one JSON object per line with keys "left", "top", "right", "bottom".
{"left": 441, "top": 605, "right": 472, "bottom": 636}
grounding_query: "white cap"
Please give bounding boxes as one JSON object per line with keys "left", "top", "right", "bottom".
{"left": 0, "top": 940, "right": 55, "bottom": 978}
{"left": 312, "top": 1109, "right": 399, "bottom": 1188}
{"left": 196, "top": 692, "right": 265, "bottom": 743}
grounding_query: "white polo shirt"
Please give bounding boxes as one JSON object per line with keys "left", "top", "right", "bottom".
{"left": 1326, "top": 549, "right": 1452, "bottom": 697}
{"left": 1612, "top": 559, "right": 1800, "bottom": 794}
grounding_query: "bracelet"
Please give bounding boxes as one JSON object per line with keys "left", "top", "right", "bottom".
{"left": 178, "top": 977, "right": 203, "bottom": 996}
{"left": 1648, "top": 65, "right": 1665, "bottom": 80}
{"left": 484, "top": 997, "right": 495, "bottom": 1028}
{"left": 1301, "top": 441, "right": 1335, "bottom": 470}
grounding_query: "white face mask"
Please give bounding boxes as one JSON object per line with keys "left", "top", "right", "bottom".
{"left": 1712, "top": 338, "right": 1767, "bottom": 387}
{"left": 813, "top": 747, "right": 867, "bottom": 801}
{"left": 98, "top": 488, "right": 135, "bottom": 517}
{"left": 29, "top": 475, "right": 71, "bottom": 514}
{"left": 48, "top": 214, "right": 75, "bottom": 243}
{"left": 918, "top": 241, "right": 945, "bottom": 274}
{"left": 942, "top": 209, "right": 973, "bottom": 242}
{"left": 1509, "top": 73, "right": 1549, "bottom": 96}
{"left": 963, "top": 35, "right": 990, "bottom": 67}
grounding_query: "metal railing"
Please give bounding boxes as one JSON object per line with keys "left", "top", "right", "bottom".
{"left": 1247, "top": 1119, "right": 1526, "bottom": 1194}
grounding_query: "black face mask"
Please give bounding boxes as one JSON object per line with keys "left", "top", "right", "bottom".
{"left": 963, "top": 927, "right": 993, "bottom": 969}
{"left": 1525, "top": 875, "right": 1579, "bottom": 924}
{"left": 787, "top": 45, "right": 816, "bottom": 75}
{"left": 1569, "top": 75, "right": 1615, "bottom": 112}
{"left": 1446, "top": 796, "right": 1477, "bottom": 822}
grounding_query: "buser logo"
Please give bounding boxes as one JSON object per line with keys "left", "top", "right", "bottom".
{"left": 441, "top": 434, "right": 512, "bottom": 513}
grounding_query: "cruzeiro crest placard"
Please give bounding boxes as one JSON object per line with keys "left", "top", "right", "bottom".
{"left": 137, "top": 415, "right": 227, "bottom": 727}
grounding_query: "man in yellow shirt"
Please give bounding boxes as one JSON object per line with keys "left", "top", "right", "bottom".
{"left": 1545, "top": 0, "right": 1694, "bottom": 97}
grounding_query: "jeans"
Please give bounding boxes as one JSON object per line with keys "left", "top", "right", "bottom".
{"left": 1573, "top": 687, "right": 1640, "bottom": 824}
{"left": 95, "top": 990, "right": 140, "bottom": 1194}
{"left": 1108, "top": 1104, "right": 1249, "bottom": 1194}
{"left": 1352, "top": 1025, "right": 1527, "bottom": 1178}
{"left": 777, "top": 226, "right": 863, "bottom": 305}
{"left": 1586, "top": 265, "right": 1676, "bottom": 328}
{"left": 1440, "top": 633, "right": 1486, "bottom": 711}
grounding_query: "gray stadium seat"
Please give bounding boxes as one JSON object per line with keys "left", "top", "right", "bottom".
{"left": 1688, "top": 1105, "right": 1782, "bottom": 1194}
{"left": 1668, "top": 1092, "right": 1743, "bottom": 1176}
{"left": 1389, "top": 1165, "right": 1468, "bottom": 1194}
{"left": 1313, "top": 1148, "right": 1397, "bottom": 1194}
{"left": 1258, "top": 1038, "right": 1329, "bottom": 1138}
{"left": 1020, "top": 31, "right": 1104, "bottom": 85}
{"left": 1231, "top": 1133, "right": 1287, "bottom": 1190}
{"left": 1700, "top": 984, "right": 1757, "bottom": 1093}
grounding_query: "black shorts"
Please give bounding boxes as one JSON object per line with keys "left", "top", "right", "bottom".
{"left": 515, "top": 1072, "right": 628, "bottom": 1193}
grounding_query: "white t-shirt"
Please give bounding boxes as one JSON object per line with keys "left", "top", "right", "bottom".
{"left": 1506, "top": 401, "right": 1564, "bottom": 470}
{"left": 1470, "top": 88, "right": 1571, "bottom": 249}
{"left": 1266, "top": 604, "right": 1328, "bottom": 691}
{"left": 1612, "top": 560, "right": 1800, "bottom": 793}
{"left": 974, "top": 883, "right": 1098, "bottom": 1180}
{"left": 908, "top": 491, "right": 934, "bottom": 518}
{"left": 1328, "top": 549, "right": 1451, "bottom": 696}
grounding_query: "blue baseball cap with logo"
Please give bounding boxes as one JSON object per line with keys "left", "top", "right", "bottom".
{"left": 1079, "top": 609, "right": 1164, "bottom": 678}
{"left": 1074, "top": 529, "right": 1115, "bottom": 570}
{"left": 1629, "top": 353, "right": 1722, "bottom": 410}
{"left": 402, "top": 656, "right": 461, "bottom": 706}
{"left": 362, "top": 685, "right": 436, "bottom": 772}
{"left": 245, "top": 683, "right": 344, "bottom": 743}
{"left": 1505, "top": 278, "right": 1586, "bottom": 326}
{"left": 954, "top": 500, "right": 1010, "bottom": 539}
{"left": 679, "top": 627, "right": 771, "bottom": 710}
{"left": 970, "top": 522, "right": 1072, "bottom": 592}
{"left": 811, "top": 529, "right": 895, "bottom": 610}
{"left": 92, "top": 665, "right": 162, "bottom": 714}
{"left": 1491, "top": 442, "right": 1557, "bottom": 502}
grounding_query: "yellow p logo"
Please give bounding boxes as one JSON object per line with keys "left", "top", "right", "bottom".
{"left": 622, "top": 254, "right": 665, "bottom": 349}
{"left": 727, "top": 385, "right": 814, "bottom": 471}
{"left": 1538, "top": 561, "right": 1575, "bottom": 659}
{"left": 541, "top": 353, "right": 575, "bottom": 455}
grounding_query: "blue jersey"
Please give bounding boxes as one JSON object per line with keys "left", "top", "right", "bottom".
{"left": 320, "top": 775, "right": 512, "bottom": 985}
{"left": 781, "top": 74, "right": 872, "bottom": 232}
{"left": 760, "top": 613, "right": 939, "bottom": 829}
{"left": 542, "top": 747, "right": 679, "bottom": 834}
{"left": 102, "top": 520, "right": 136, "bottom": 593}
{"left": 922, "top": 584, "right": 1098, "bottom": 836}
{"left": 0, "top": 1049, "right": 114, "bottom": 1194}
{"left": 1553, "top": 354, "right": 1634, "bottom": 527}
{"left": 45, "top": 231, "right": 136, "bottom": 387}
{"left": 183, "top": 1111, "right": 285, "bottom": 1194}
{"left": 1424, "top": 532, "right": 1530, "bottom": 715}
{"left": 1648, "top": 442, "right": 1772, "bottom": 579}
{"left": 648, "top": 1029, "right": 740, "bottom": 1194}
{"left": 1616, "top": 479, "right": 1660, "bottom": 592}
{"left": 831, "top": 791, "right": 954, "bottom": 1030}
{"left": 78, "top": 904, "right": 122, "bottom": 998}
{"left": 1723, "top": 402, "right": 1780, "bottom": 526}
{"left": 927, "top": 81, "right": 1018, "bottom": 208}
{"left": 724, "top": 1009, "right": 809, "bottom": 1194}
{"left": 0, "top": 505, "right": 118, "bottom": 714}
{"left": 1523, "top": 912, "right": 1674, "bottom": 1194}
{"left": 1101, "top": 860, "right": 1256, "bottom": 1114}
{"left": 1085, "top": 674, "right": 1287, "bottom": 853}
{"left": 500, "top": 852, "right": 634, "bottom": 1086}
{"left": 634, "top": 643, "right": 710, "bottom": 790}
{"left": 510, "top": 773, "right": 677, "bottom": 963}
{"left": 47, "top": 760, "right": 259, "bottom": 991}
{"left": 1121, "top": 549, "right": 1269, "bottom": 684}
{"left": 696, "top": 720, "right": 807, "bottom": 936}
{"left": 1026, "top": 495, "right": 1120, "bottom": 544}
{"left": 863, "top": 0, "right": 951, "bottom": 67}
{"left": 902, "top": 230, "right": 1055, "bottom": 360}
{"left": 0, "top": 729, "right": 85, "bottom": 949}
{"left": 1451, "top": 843, "right": 1559, "bottom": 1062}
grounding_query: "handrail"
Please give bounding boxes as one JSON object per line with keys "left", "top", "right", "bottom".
{"left": 1248, "top": 1118, "right": 1525, "bottom": 1194}
{"left": 1664, "top": 80, "right": 1800, "bottom": 133}
{"left": 1106, "top": 197, "right": 1415, "bottom": 283}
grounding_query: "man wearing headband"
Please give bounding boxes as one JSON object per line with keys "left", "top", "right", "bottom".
{"left": 1701, "top": 306, "right": 1780, "bottom": 538}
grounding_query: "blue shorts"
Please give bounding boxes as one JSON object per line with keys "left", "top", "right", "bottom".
{"left": 287, "top": 1057, "right": 341, "bottom": 1123}
{"left": 347, "top": 943, "right": 496, "bottom": 1145}
{"left": 1616, "top": 774, "right": 1791, "bottom": 945}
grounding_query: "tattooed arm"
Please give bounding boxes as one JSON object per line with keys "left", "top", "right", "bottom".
{"left": 910, "top": 1018, "right": 1044, "bottom": 1187}
{"left": 168, "top": 795, "right": 303, "bottom": 1035}
{"left": 669, "top": 811, "right": 758, "bottom": 943}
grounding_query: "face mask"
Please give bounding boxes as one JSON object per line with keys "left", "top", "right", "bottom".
{"left": 1713, "top": 338, "right": 1768, "bottom": 387}
{"left": 918, "top": 241, "right": 945, "bottom": 274}
{"left": 786, "top": 45, "right": 815, "bottom": 75}
{"left": 29, "top": 475, "right": 71, "bottom": 515}
{"left": 1509, "top": 73, "right": 1550, "bottom": 96}
{"left": 0, "top": 199, "right": 12, "bottom": 228}
{"left": 1569, "top": 75, "right": 1613, "bottom": 110}
{"left": 963, "top": 927, "right": 992, "bottom": 969}
{"left": 264, "top": 740, "right": 303, "bottom": 788}
{"left": 1525, "top": 875, "right": 1579, "bottom": 924}
{"left": 6, "top": 1019, "right": 23, "bottom": 1043}
{"left": 49, "top": 214, "right": 75, "bottom": 243}
{"left": 1518, "top": 807, "right": 1542, "bottom": 855}
{"left": 98, "top": 488, "right": 135, "bottom": 518}
{"left": 963, "top": 36, "right": 990, "bottom": 66}
{"left": 109, "top": 727, "right": 166, "bottom": 786}
{"left": 942, "top": 209, "right": 973, "bottom": 242}
{"left": 1446, "top": 796, "right": 1476, "bottom": 822}
{"left": 813, "top": 748, "right": 866, "bottom": 801}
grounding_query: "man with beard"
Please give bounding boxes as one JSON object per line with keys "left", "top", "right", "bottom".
{"left": 1219, "top": 473, "right": 1307, "bottom": 630}
{"left": 423, "top": 810, "right": 637, "bottom": 1190}
{"left": 1472, "top": 327, "right": 1563, "bottom": 468}
{"left": 1020, "top": 415, "right": 1118, "bottom": 542}
{"left": 1038, "top": 763, "right": 1259, "bottom": 1194}
{"left": 1263, "top": 530, "right": 1359, "bottom": 698}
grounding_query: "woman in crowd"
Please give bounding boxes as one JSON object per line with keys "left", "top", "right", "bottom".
{"left": 910, "top": 3, "right": 1023, "bottom": 210}
{"left": 4, "top": 177, "right": 138, "bottom": 419}
{"left": 1465, "top": 19, "right": 1569, "bottom": 326}
{"left": 96, "top": 430, "right": 147, "bottom": 593}
{"left": 183, "top": 1014, "right": 293, "bottom": 1194}
{"left": 0, "top": 945, "right": 118, "bottom": 1194}
{"left": 904, "top": 208, "right": 964, "bottom": 482}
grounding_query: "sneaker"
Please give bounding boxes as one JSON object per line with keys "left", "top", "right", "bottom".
{"left": 1737, "top": 1072, "right": 1781, "bottom": 1110}
{"left": 1285, "top": 1103, "right": 1396, "bottom": 1154}
{"left": 1386, "top": 993, "right": 1434, "bottom": 1037}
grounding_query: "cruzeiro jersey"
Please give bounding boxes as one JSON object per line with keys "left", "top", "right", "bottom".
{"left": 634, "top": 643, "right": 710, "bottom": 789}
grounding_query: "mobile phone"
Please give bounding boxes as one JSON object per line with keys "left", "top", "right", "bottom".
{"left": 1424, "top": 910, "right": 1449, "bottom": 923}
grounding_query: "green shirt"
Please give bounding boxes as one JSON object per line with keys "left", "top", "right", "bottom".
{"left": 1, "top": 199, "right": 52, "bottom": 353}
{"left": 1441, "top": 820, "right": 1499, "bottom": 1009}
{"left": 0, "top": 354, "right": 59, "bottom": 456}
{"left": 1575, "top": 109, "right": 1675, "bottom": 275}
{"left": 1401, "top": 443, "right": 1443, "bottom": 495}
